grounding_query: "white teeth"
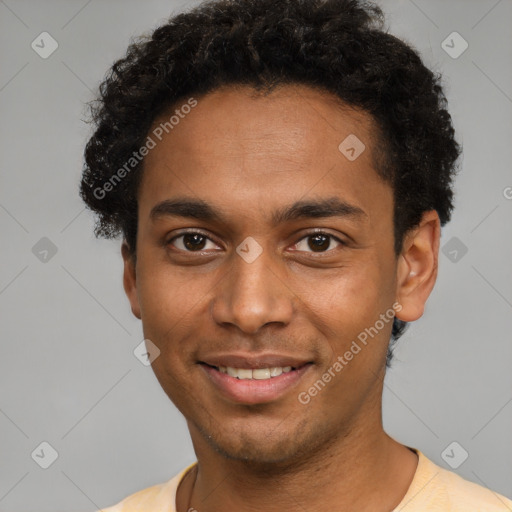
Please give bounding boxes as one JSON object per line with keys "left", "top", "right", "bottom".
{"left": 237, "top": 368, "right": 253, "bottom": 380}
{"left": 269, "top": 367, "right": 283, "bottom": 377}
{"left": 226, "top": 366, "right": 238, "bottom": 377}
{"left": 252, "top": 368, "right": 271, "bottom": 380}
{"left": 218, "top": 366, "right": 295, "bottom": 379}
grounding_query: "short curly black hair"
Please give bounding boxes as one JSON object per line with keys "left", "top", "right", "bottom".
{"left": 80, "top": 0, "right": 461, "bottom": 366}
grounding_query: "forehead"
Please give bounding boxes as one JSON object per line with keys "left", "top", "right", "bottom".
{"left": 138, "top": 84, "right": 392, "bottom": 228}
{"left": 147, "top": 84, "right": 379, "bottom": 165}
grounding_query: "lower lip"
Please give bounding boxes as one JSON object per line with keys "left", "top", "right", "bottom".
{"left": 200, "top": 363, "right": 312, "bottom": 405}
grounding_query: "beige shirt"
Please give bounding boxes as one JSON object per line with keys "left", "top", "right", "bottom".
{"left": 99, "top": 449, "right": 512, "bottom": 511}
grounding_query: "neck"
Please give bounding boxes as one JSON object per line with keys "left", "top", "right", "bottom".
{"left": 177, "top": 420, "right": 418, "bottom": 512}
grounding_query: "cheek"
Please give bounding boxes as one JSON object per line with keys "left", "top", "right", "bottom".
{"left": 136, "top": 265, "right": 207, "bottom": 403}
{"left": 300, "top": 260, "right": 396, "bottom": 362}
{"left": 136, "top": 260, "right": 211, "bottom": 352}
{"left": 311, "top": 262, "right": 391, "bottom": 322}
{"left": 139, "top": 245, "right": 203, "bottom": 305}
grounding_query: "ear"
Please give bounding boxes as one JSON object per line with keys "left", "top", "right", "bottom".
{"left": 121, "top": 240, "right": 141, "bottom": 319}
{"left": 395, "top": 210, "right": 440, "bottom": 322}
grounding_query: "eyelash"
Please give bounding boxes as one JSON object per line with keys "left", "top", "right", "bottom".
{"left": 166, "top": 230, "right": 346, "bottom": 255}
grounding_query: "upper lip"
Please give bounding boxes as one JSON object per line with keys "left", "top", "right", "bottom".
{"left": 199, "top": 353, "right": 312, "bottom": 369}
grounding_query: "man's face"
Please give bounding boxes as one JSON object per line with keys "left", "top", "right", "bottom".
{"left": 126, "top": 85, "right": 400, "bottom": 464}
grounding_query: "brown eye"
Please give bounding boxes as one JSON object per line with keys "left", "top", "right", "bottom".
{"left": 294, "top": 233, "right": 343, "bottom": 253}
{"left": 168, "top": 232, "right": 217, "bottom": 252}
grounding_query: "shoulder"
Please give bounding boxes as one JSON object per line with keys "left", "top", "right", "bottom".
{"left": 396, "top": 449, "right": 512, "bottom": 511}
{"left": 435, "top": 465, "right": 512, "bottom": 511}
{"left": 98, "top": 462, "right": 197, "bottom": 512}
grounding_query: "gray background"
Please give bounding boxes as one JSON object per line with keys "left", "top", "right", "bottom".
{"left": 0, "top": 0, "right": 511, "bottom": 510}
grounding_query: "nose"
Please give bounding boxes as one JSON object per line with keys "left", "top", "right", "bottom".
{"left": 211, "top": 243, "right": 295, "bottom": 334}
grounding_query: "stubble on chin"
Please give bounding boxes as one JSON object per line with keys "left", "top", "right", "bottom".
{"left": 189, "top": 413, "right": 347, "bottom": 474}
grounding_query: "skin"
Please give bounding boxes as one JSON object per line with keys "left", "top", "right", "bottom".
{"left": 122, "top": 84, "right": 440, "bottom": 512}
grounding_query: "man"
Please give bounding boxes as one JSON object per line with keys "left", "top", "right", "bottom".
{"left": 81, "top": 0, "right": 512, "bottom": 510}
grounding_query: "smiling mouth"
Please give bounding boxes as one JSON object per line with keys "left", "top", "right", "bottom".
{"left": 198, "top": 361, "right": 313, "bottom": 404}
{"left": 201, "top": 363, "right": 302, "bottom": 380}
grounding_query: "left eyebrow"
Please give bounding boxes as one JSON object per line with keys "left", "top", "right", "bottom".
{"left": 149, "top": 196, "right": 367, "bottom": 226}
{"left": 270, "top": 197, "right": 367, "bottom": 226}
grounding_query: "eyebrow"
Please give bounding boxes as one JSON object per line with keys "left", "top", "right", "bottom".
{"left": 149, "top": 196, "right": 367, "bottom": 226}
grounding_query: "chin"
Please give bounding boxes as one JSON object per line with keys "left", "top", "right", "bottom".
{"left": 196, "top": 416, "right": 333, "bottom": 470}
{"left": 213, "top": 437, "right": 295, "bottom": 464}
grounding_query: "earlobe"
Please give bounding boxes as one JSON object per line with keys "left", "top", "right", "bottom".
{"left": 395, "top": 210, "right": 440, "bottom": 322}
{"left": 121, "top": 241, "right": 141, "bottom": 319}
